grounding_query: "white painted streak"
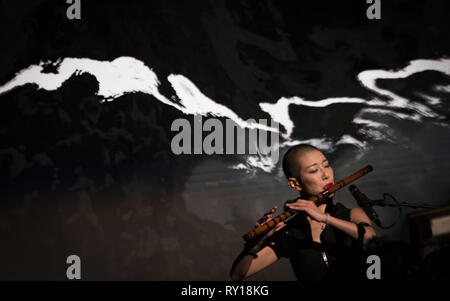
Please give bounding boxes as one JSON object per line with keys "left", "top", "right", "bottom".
{"left": 435, "top": 84, "right": 450, "bottom": 93}
{"left": 259, "top": 96, "right": 365, "bottom": 138}
{"left": 0, "top": 57, "right": 278, "bottom": 135}
{"left": 167, "top": 74, "right": 278, "bottom": 133}
{"left": 358, "top": 59, "right": 450, "bottom": 116}
{"left": 416, "top": 93, "right": 441, "bottom": 105}
{"left": 336, "top": 135, "right": 367, "bottom": 149}
{"left": 353, "top": 117, "right": 387, "bottom": 129}
{"left": 360, "top": 108, "right": 422, "bottom": 122}
{"left": 260, "top": 58, "right": 450, "bottom": 143}
{"left": 1, "top": 56, "right": 450, "bottom": 173}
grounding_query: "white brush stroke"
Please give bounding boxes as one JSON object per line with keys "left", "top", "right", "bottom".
{"left": 416, "top": 93, "right": 441, "bottom": 105}
{"left": 259, "top": 96, "right": 365, "bottom": 138}
{"left": 1, "top": 56, "right": 450, "bottom": 172}
{"left": 260, "top": 58, "right": 450, "bottom": 140}
{"left": 167, "top": 74, "right": 278, "bottom": 133}
{"left": 435, "top": 84, "right": 450, "bottom": 93}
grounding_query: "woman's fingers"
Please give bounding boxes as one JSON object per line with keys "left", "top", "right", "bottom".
{"left": 285, "top": 203, "right": 307, "bottom": 210}
{"left": 265, "top": 206, "right": 278, "bottom": 216}
{"left": 274, "top": 221, "right": 286, "bottom": 231}
{"left": 286, "top": 199, "right": 315, "bottom": 209}
{"left": 260, "top": 221, "right": 286, "bottom": 242}
{"left": 285, "top": 201, "right": 326, "bottom": 222}
{"left": 285, "top": 201, "right": 315, "bottom": 214}
{"left": 294, "top": 200, "right": 314, "bottom": 206}
{"left": 255, "top": 206, "right": 278, "bottom": 227}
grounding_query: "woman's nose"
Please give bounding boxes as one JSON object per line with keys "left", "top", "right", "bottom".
{"left": 321, "top": 168, "right": 329, "bottom": 180}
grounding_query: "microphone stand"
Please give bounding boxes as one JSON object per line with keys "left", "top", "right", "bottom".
{"left": 364, "top": 193, "right": 435, "bottom": 229}
{"left": 370, "top": 199, "right": 435, "bottom": 209}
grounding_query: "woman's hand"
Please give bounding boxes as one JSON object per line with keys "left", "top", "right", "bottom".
{"left": 254, "top": 206, "right": 286, "bottom": 240}
{"left": 254, "top": 206, "right": 277, "bottom": 229}
{"left": 285, "top": 199, "right": 327, "bottom": 222}
{"left": 231, "top": 206, "right": 284, "bottom": 281}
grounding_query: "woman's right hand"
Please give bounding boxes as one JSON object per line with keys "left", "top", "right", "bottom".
{"left": 232, "top": 206, "right": 284, "bottom": 280}
{"left": 254, "top": 206, "right": 278, "bottom": 228}
{"left": 254, "top": 206, "right": 286, "bottom": 239}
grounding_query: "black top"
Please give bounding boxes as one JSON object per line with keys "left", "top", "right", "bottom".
{"left": 268, "top": 200, "right": 366, "bottom": 281}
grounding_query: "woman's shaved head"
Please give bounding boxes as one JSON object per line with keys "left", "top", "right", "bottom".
{"left": 282, "top": 144, "right": 320, "bottom": 179}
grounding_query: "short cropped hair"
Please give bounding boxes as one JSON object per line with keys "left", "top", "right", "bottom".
{"left": 282, "top": 144, "right": 320, "bottom": 179}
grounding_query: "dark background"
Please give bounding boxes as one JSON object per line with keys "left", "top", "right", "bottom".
{"left": 0, "top": 0, "right": 449, "bottom": 280}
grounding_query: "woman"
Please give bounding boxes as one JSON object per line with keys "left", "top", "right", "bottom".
{"left": 230, "top": 144, "right": 377, "bottom": 281}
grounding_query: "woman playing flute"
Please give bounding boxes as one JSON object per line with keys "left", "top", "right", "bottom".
{"left": 230, "top": 144, "right": 377, "bottom": 281}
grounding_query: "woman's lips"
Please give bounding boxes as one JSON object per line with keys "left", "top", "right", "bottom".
{"left": 324, "top": 183, "right": 334, "bottom": 190}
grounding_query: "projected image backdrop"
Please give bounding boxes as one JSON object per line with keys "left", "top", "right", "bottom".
{"left": 0, "top": 0, "right": 449, "bottom": 280}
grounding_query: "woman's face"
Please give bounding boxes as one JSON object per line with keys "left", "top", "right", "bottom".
{"left": 292, "top": 149, "right": 334, "bottom": 197}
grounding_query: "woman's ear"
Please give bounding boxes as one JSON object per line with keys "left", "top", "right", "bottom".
{"left": 288, "top": 177, "right": 302, "bottom": 191}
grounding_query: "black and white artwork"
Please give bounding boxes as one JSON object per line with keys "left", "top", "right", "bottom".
{"left": 0, "top": 0, "right": 449, "bottom": 281}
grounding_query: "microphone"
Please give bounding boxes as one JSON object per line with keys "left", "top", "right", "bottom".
{"left": 349, "top": 185, "right": 381, "bottom": 227}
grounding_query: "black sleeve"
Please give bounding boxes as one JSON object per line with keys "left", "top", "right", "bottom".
{"left": 333, "top": 202, "right": 351, "bottom": 221}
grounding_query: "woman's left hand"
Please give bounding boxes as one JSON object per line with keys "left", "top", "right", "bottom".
{"left": 285, "top": 199, "right": 327, "bottom": 222}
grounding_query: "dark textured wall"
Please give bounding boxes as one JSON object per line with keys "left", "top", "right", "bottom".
{"left": 0, "top": 0, "right": 449, "bottom": 280}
